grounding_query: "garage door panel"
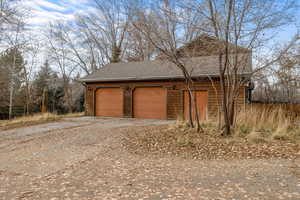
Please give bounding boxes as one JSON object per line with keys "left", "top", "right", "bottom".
{"left": 196, "top": 90, "right": 208, "bottom": 120}
{"left": 133, "top": 88, "right": 166, "bottom": 119}
{"left": 95, "top": 88, "right": 123, "bottom": 117}
{"left": 184, "top": 90, "right": 208, "bottom": 121}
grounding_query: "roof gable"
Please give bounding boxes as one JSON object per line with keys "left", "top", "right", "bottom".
{"left": 157, "top": 34, "right": 250, "bottom": 59}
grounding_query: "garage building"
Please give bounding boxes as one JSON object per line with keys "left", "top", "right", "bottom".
{"left": 81, "top": 54, "right": 251, "bottom": 120}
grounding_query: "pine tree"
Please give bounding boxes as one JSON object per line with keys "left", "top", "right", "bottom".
{"left": 33, "top": 60, "right": 55, "bottom": 112}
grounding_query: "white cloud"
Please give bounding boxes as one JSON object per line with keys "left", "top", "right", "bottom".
{"left": 26, "top": 10, "right": 74, "bottom": 26}
{"left": 29, "top": 0, "right": 66, "bottom": 11}
{"left": 22, "top": 0, "right": 89, "bottom": 28}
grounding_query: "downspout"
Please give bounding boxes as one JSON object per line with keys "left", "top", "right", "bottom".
{"left": 246, "top": 81, "right": 255, "bottom": 104}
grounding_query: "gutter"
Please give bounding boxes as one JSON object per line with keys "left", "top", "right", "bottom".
{"left": 79, "top": 72, "right": 252, "bottom": 83}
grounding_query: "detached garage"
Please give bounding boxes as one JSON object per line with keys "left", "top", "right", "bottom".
{"left": 81, "top": 54, "right": 250, "bottom": 120}
{"left": 80, "top": 35, "right": 251, "bottom": 120}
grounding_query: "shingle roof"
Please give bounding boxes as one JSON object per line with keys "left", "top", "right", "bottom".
{"left": 156, "top": 34, "right": 250, "bottom": 59}
{"left": 80, "top": 54, "right": 252, "bottom": 82}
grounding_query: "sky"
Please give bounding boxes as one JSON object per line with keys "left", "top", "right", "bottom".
{"left": 18, "top": 0, "right": 299, "bottom": 78}
{"left": 22, "top": 0, "right": 93, "bottom": 28}
{"left": 23, "top": 0, "right": 299, "bottom": 43}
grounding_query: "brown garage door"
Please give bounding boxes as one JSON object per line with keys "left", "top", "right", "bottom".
{"left": 95, "top": 88, "right": 123, "bottom": 117}
{"left": 184, "top": 90, "right": 208, "bottom": 120}
{"left": 133, "top": 87, "right": 167, "bottom": 119}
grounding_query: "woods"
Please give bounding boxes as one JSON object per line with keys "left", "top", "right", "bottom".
{"left": 0, "top": 0, "right": 299, "bottom": 134}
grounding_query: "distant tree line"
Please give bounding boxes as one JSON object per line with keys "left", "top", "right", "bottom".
{"left": 252, "top": 40, "right": 300, "bottom": 104}
{"left": 0, "top": 52, "right": 84, "bottom": 119}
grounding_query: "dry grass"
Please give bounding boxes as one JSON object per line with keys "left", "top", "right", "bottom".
{"left": 122, "top": 123, "right": 299, "bottom": 160}
{"left": 235, "top": 106, "right": 300, "bottom": 142}
{"left": 0, "top": 112, "right": 84, "bottom": 130}
{"left": 173, "top": 105, "right": 300, "bottom": 143}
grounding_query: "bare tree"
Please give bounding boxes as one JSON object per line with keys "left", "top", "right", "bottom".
{"left": 0, "top": 0, "right": 19, "bottom": 38}
{"left": 47, "top": 22, "right": 77, "bottom": 113}
{"left": 22, "top": 39, "right": 41, "bottom": 114}
{"left": 130, "top": 1, "right": 204, "bottom": 131}
{"left": 0, "top": 0, "right": 29, "bottom": 119}
{"left": 75, "top": 0, "right": 129, "bottom": 64}
{"left": 4, "top": 17, "right": 26, "bottom": 119}
{"left": 253, "top": 37, "right": 300, "bottom": 103}
{"left": 124, "top": 19, "right": 157, "bottom": 61}
{"left": 276, "top": 40, "right": 300, "bottom": 102}
{"left": 185, "top": 0, "right": 298, "bottom": 135}
{"left": 49, "top": 21, "right": 101, "bottom": 75}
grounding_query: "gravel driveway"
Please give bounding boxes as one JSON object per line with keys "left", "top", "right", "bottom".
{"left": 0, "top": 117, "right": 299, "bottom": 200}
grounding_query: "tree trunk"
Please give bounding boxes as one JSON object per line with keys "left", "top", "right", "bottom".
{"left": 26, "top": 96, "right": 29, "bottom": 115}
{"left": 26, "top": 84, "right": 30, "bottom": 115}
{"left": 228, "top": 100, "right": 235, "bottom": 126}
{"left": 8, "top": 81, "right": 14, "bottom": 120}
{"left": 193, "top": 94, "right": 202, "bottom": 133}
{"left": 65, "top": 86, "right": 73, "bottom": 113}
{"left": 9, "top": 48, "right": 17, "bottom": 120}
{"left": 41, "top": 87, "right": 48, "bottom": 113}
{"left": 187, "top": 87, "right": 194, "bottom": 128}
{"left": 187, "top": 86, "right": 203, "bottom": 132}
{"left": 219, "top": 55, "right": 231, "bottom": 136}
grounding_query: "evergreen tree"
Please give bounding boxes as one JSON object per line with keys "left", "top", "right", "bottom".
{"left": 32, "top": 60, "right": 66, "bottom": 113}
{"left": 33, "top": 60, "right": 54, "bottom": 91}
{"left": 33, "top": 60, "right": 55, "bottom": 112}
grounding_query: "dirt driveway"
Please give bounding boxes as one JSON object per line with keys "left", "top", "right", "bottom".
{"left": 0, "top": 117, "right": 299, "bottom": 200}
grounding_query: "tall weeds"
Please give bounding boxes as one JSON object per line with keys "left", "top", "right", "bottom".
{"left": 177, "top": 104, "right": 299, "bottom": 142}
{"left": 235, "top": 105, "right": 299, "bottom": 141}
